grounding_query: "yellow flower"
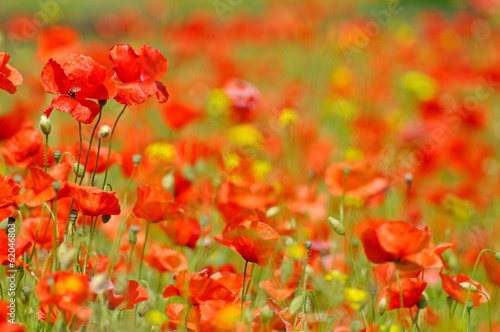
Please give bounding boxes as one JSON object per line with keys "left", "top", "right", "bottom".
{"left": 401, "top": 71, "right": 436, "bottom": 101}
{"left": 145, "top": 142, "right": 176, "bottom": 162}
{"left": 344, "top": 148, "right": 363, "bottom": 162}
{"left": 287, "top": 243, "right": 306, "bottom": 260}
{"left": 223, "top": 152, "right": 240, "bottom": 170}
{"left": 344, "top": 288, "right": 367, "bottom": 311}
{"left": 145, "top": 310, "right": 166, "bottom": 326}
{"left": 253, "top": 160, "right": 272, "bottom": 181}
{"left": 207, "top": 89, "right": 230, "bottom": 117}
{"left": 278, "top": 108, "right": 299, "bottom": 127}
{"left": 325, "top": 270, "right": 348, "bottom": 285}
{"left": 228, "top": 124, "right": 262, "bottom": 147}
{"left": 213, "top": 305, "right": 240, "bottom": 330}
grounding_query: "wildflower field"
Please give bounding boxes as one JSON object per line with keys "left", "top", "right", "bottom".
{"left": 1, "top": 0, "right": 500, "bottom": 331}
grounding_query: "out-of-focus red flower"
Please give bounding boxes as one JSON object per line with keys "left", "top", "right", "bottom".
{"left": 324, "top": 160, "right": 388, "bottom": 203}
{"left": 38, "top": 303, "right": 89, "bottom": 329}
{"left": 23, "top": 215, "right": 65, "bottom": 250}
{"left": 71, "top": 142, "right": 121, "bottom": 173}
{"left": 0, "top": 52, "right": 23, "bottom": 94}
{"left": 159, "top": 217, "right": 201, "bottom": 249}
{"left": 0, "top": 229, "right": 31, "bottom": 267}
{"left": 379, "top": 278, "right": 427, "bottom": 310}
{"left": 108, "top": 44, "right": 169, "bottom": 105}
{"left": 218, "top": 181, "right": 277, "bottom": 212}
{"left": 143, "top": 245, "right": 188, "bottom": 273}
{"left": 36, "top": 25, "right": 80, "bottom": 62}
{"left": 361, "top": 221, "right": 450, "bottom": 271}
{"left": 0, "top": 175, "right": 20, "bottom": 208}
{"left": 35, "top": 272, "right": 91, "bottom": 321}
{"left": 1, "top": 127, "right": 49, "bottom": 169}
{"left": 69, "top": 184, "right": 121, "bottom": 216}
{"left": 102, "top": 279, "right": 149, "bottom": 310}
{"left": 223, "top": 78, "right": 261, "bottom": 122}
{"left": 133, "top": 185, "right": 181, "bottom": 222}
{"left": 260, "top": 263, "right": 301, "bottom": 301}
{"left": 484, "top": 253, "right": 500, "bottom": 285}
{"left": 41, "top": 54, "right": 117, "bottom": 124}
{"left": 251, "top": 298, "right": 303, "bottom": 332}
{"left": 161, "top": 101, "right": 200, "bottom": 130}
{"left": 0, "top": 300, "right": 26, "bottom": 332}
{"left": 214, "top": 218, "right": 284, "bottom": 269}
{"left": 440, "top": 272, "right": 489, "bottom": 306}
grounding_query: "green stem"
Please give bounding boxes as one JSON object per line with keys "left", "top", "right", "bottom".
{"left": 344, "top": 235, "right": 360, "bottom": 288}
{"left": 91, "top": 138, "right": 102, "bottom": 186}
{"left": 75, "top": 122, "right": 82, "bottom": 183}
{"left": 83, "top": 217, "right": 97, "bottom": 276}
{"left": 240, "top": 260, "right": 249, "bottom": 321}
{"left": 79, "top": 110, "right": 102, "bottom": 185}
{"left": 44, "top": 134, "right": 49, "bottom": 172}
{"left": 137, "top": 222, "right": 150, "bottom": 281}
{"left": 477, "top": 290, "right": 492, "bottom": 332}
{"left": 340, "top": 167, "right": 348, "bottom": 223}
{"left": 102, "top": 105, "right": 126, "bottom": 190}
{"left": 396, "top": 268, "right": 406, "bottom": 332}
{"left": 52, "top": 192, "right": 59, "bottom": 271}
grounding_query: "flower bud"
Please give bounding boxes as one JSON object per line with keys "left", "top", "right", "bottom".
{"left": 265, "top": 206, "right": 280, "bottom": 218}
{"left": 90, "top": 273, "right": 109, "bottom": 293}
{"left": 98, "top": 125, "right": 111, "bottom": 139}
{"left": 260, "top": 305, "right": 273, "bottom": 322}
{"left": 53, "top": 150, "right": 62, "bottom": 163}
{"left": 417, "top": 292, "right": 428, "bottom": 309}
{"left": 60, "top": 248, "right": 78, "bottom": 271}
{"left": 344, "top": 166, "right": 350, "bottom": 176}
{"left": 328, "top": 216, "right": 345, "bottom": 236}
{"left": 132, "top": 154, "right": 142, "bottom": 165}
{"left": 495, "top": 252, "right": 500, "bottom": 264}
{"left": 73, "top": 163, "right": 85, "bottom": 178}
{"left": 304, "top": 241, "right": 312, "bottom": 250}
{"left": 369, "top": 285, "right": 377, "bottom": 297}
{"left": 128, "top": 225, "right": 140, "bottom": 246}
{"left": 13, "top": 174, "right": 22, "bottom": 183}
{"left": 459, "top": 282, "right": 478, "bottom": 292}
{"left": 52, "top": 181, "right": 61, "bottom": 192}
{"left": 69, "top": 210, "right": 78, "bottom": 223}
{"left": 378, "top": 297, "right": 387, "bottom": 315}
{"left": 290, "top": 294, "right": 306, "bottom": 315}
{"left": 137, "top": 301, "right": 149, "bottom": 317}
{"left": 466, "top": 301, "right": 474, "bottom": 310}
{"left": 0, "top": 217, "right": 15, "bottom": 231}
{"left": 101, "top": 215, "right": 111, "bottom": 224}
{"left": 39, "top": 115, "right": 52, "bottom": 135}
{"left": 162, "top": 172, "right": 175, "bottom": 193}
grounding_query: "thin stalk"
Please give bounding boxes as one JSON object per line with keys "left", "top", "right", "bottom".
{"left": 344, "top": 235, "right": 360, "bottom": 288}
{"left": 44, "top": 134, "right": 49, "bottom": 172}
{"left": 52, "top": 191, "right": 59, "bottom": 271}
{"left": 75, "top": 122, "right": 83, "bottom": 183}
{"left": 396, "top": 268, "right": 406, "bottom": 332}
{"left": 102, "top": 105, "right": 126, "bottom": 190}
{"left": 137, "top": 222, "right": 150, "bottom": 281}
{"left": 240, "top": 260, "right": 249, "bottom": 321}
{"left": 477, "top": 290, "right": 492, "bottom": 332}
{"left": 79, "top": 110, "right": 102, "bottom": 185}
{"left": 83, "top": 217, "right": 97, "bottom": 276}
{"left": 91, "top": 138, "right": 102, "bottom": 186}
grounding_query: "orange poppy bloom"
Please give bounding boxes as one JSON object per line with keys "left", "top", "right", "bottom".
{"left": 159, "top": 217, "right": 201, "bottom": 249}
{"left": 1, "top": 127, "right": 47, "bottom": 169}
{"left": 18, "top": 164, "right": 71, "bottom": 207}
{"left": 214, "top": 218, "right": 284, "bottom": 269}
{"left": 0, "top": 229, "right": 31, "bottom": 267}
{"left": 35, "top": 272, "right": 91, "bottom": 321}
{"left": 440, "top": 272, "right": 489, "bottom": 306}
{"left": 361, "top": 221, "right": 450, "bottom": 271}
{"left": 483, "top": 253, "right": 500, "bottom": 285}
{"left": 23, "top": 216, "right": 65, "bottom": 250}
{"left": 251, "top": 298, "right": 303, "bottom": 332}
{"left": 69, "top": 184, "right": 121, "bottom": 216}
{"left": 133, "top": 185, "right": 181, "bottom": 222}
{"left": 260, "top": 262, "right": 302, "bottom": 301}
{"left": 0, "top": 300, "right": 26, "bottom": 332}
{"left": 71, "top": 142, "right": 122, "bottom": 173}
{"left": 0, "top": 52, "right": 23, "bottom": 94}
{"left": 0, "top": 175, "right": 20, "bottom": 209}
{"left": 378, "top": 278, "right": 427, "bottom": 310}
{"left": 324, "top": 160, "right": 388, "bottom": 202}
{"left": 143, "top": 245, "right": 188, "bottom": 273}
{"left": 103, "top": 279, "right": 149, "bottom": 310}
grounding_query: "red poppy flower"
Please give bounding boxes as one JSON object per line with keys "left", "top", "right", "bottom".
{"left": 36, "top": 25, "right": 80, "bottom": 62}
{"left": 18, "top": 164, "right": 71, "bottom": 207}
{"left": 483, "top": 253, "right": 500, "bottom": 285}
{"left": 0, "top": 300, "right": 26, "bottom": 332}
{"left": 102, "top": 279, "right": 149, "bottom": 310}
{"left": 35, "top": 272, "right": 91, "bottom": 321}
{"left": 214, "top": 218, "right": 284, "bottom": 269}
{"left": 0, "top": 229, "right": 31, "bottom": 267}
{"left": 143, "top": 245, "right": 188, "bottom": 273}
{"left": 251, "top": 298, "right": 303, "bottom": 332}
{"left": 260, "top": 262, "right": 302, "bottom": 301}
{"left": 72, "top": 142, "right": 121, "bottom": 173}
{"left": 108, "top": 44, "right": 169, "bottom": 105}
{"left": 361, "top": 221, "right": 449, "bottom": 271}
{"left": 440, "top": 272, "right": 489, "bottom": 306}
{"left": 0, "top": 175, "right": 21, "bottom": 209}
{"left": 161, "top": 101, "right": 200, "bottom": 130}
{"left": 217, "top": 181, "right": 277, "bottom": 212}
{"left": 38, "top": 303, "right": 89, "bottom": 329}
{"left": 69, "top": 184, "right": 121, "bottom": 216}
{"left": 133, "top": 185, "right": 181, "bottom": 222}
{"left": 0, "top": 52, "right": 23, "bottom": 94}
{"left": 41, "top": 54, "right": 117, "bottom": 124}
{"left": 159, "top": 217, "right": 201, "bottom": 249}
{"left": 23, "top": 216, "right": 65, "bottom": 250}
{"left": 325, "top": 160, "right": 388, "bottom": 203}
{"left": 223, "top": 78, "right": 260, "bottom": 122}
{"left": 1, "top": 127, "right": 46, "bottom": 169}
{"left": 378, "top": 278, "right": 427, "bottom": 310}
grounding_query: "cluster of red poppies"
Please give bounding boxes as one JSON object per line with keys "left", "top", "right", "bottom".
{"left": 1, "top": 1, "right": 500, "bottom": 332}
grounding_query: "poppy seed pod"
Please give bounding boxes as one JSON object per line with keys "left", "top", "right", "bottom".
{"left": 98, "top": 125, "right": 111, "bottom": 139}
{"left": 39, "top": 115, "right": 52, "bottom": 135}
{"left": 69, "top": 210, "right": 78, "bottom": 223}
{"left": 344, "top": 166, "right": 350, "bottom": 176}
{"left": 328, "top": 216, "right": 345, "bottom": 235}
{"left": 132, "top": 154, "right": 142, "bottom": 165}
{"left": 52, "top": 181, "right": 61, "bottom": 192}
{"left": 305, "top": 241, "right": 312, "bottom": 250}
{"left": 260, "top": 305, "right": 273, "bottom": 323}
{"left": 14, "top": 174, "right": 22, "bottom": 183}
{"left": 73, "top": 163, "right": 85, "bottom": 178}
{"left": 466, "top": 301, "right": 474, "bottom": 310}
{"left": 53, "top": 150, "right": 62, "bottom": 163}
{"left": 417, "top": 292, "right": 428, "bottom": 309}
{"left": 128, "top": 225, "right": 140, "bottom": 246}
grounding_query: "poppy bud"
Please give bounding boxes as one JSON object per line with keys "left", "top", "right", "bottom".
{"left": 405, "top": 173, "right": 413, "bottom": 184}
{"left": 344, "top": 166, "right": 350, "bottom": 176}
{"left": 369, "top": 285, "right": 377, "bottom": 297}
{"left": 128, "top": 225, "right": 139, "bottom": 246}
{"left": 260, "top": 305, "right": 273, "bottom": 322}
{"left": 304, "top": 241, "right": 312, "bottom": 250}
{"left": 378, "top": 297, "right": 387, "bottom": 315}
{"left": 60, "top": 248, "right": 78, "bottom": 271}
{"left": 98, "top": 125, "right": 111, "bottom": 139}
{"left": 52, "top": 181, "right": 61, "bottom": 192}
{"left": 13, "top": 174, "right": 22, "bottom": 183}
{"left": 350, "top": 320, "right": 364, "bottom": 332}
{"left": 290, "top": 293, "right": 306, "bottom": 315}
{"left": 69, "top": 210, "right": 78, "bottom": 223}
{"left": 0, "top": 217, "right": 15, "bottom": 231}
{"left": 39, "top": 115, "right": 52, "bottom": 135}
{"left": 132, "top": 154, "right": 142, "bottom": 165}
{"left": 162, "top": 172, "right": 175, "bottom": 193}
{"left": 328, "top": 216, "right": 345, "bottom": 235}
{"left": 466, "top": 301, "right": 474, "bottom": 311}
{"left": 73, "top": 163, "right": 85, "bottom": 178}
{"left": 101, "top": 215, "right": 112, "bottom": 224}
{"left": 115, "top": 274, "right": 128, "bottom": 295}
{"left": 495, "top": 252, "right": 500, "bottom": 264}
{"left": 90, "top": 273, "right": 109, "bottom": 293}
{"left": 53, "top": 150, "right": 62, "bottom": 163}
{"left": 417, "top": 291, "right": 428, "bottom": 309}
{"left": 137, "top": 301, "right": 149, "bottom": 317}
{"left": 98, "top": 99, "right": 107, "bottom": 108}
{"left": 265, "top": 206, "right": 280, "bottom": 218}
{"left": 459, "top": 282, "right": 478, "bottom": 292}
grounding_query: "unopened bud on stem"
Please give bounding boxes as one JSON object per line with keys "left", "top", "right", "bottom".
{"left": 39, "top": 115, "right": 52, "bottom": 135}
{"left": 328, "top": 216, "right": 345, "bottom": 236}
{"left": 98, "top": 125, "right": 111, "bottom": 139}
